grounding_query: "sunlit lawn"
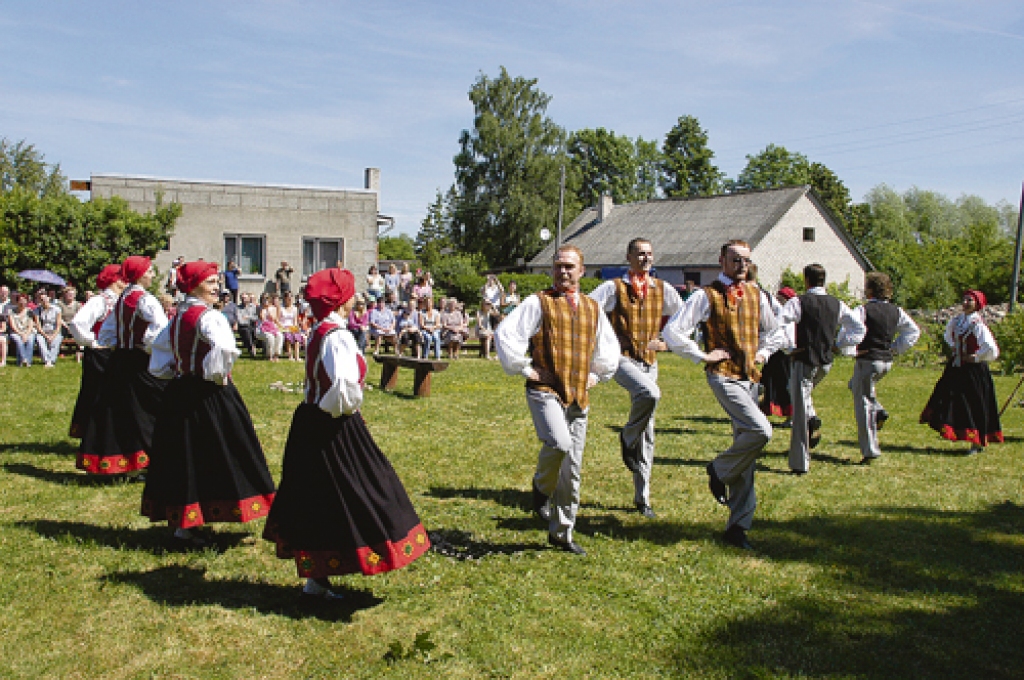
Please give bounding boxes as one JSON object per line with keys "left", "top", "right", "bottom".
{"left": 0, "top": 351, "right": 1022, "bottom": 678}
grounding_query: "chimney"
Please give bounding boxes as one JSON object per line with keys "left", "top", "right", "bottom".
{"left": 597, "top": 194, "right": 613, "bottom": 222}
{"left": 364, "top": 168, "right": 380, "bottom": 192}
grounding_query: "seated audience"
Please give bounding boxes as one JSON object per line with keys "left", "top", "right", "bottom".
{"left": 368, "top": 298, "right": 397, "bottom": 354}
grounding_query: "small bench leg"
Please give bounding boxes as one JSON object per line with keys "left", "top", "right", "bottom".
{"left": 412, "top": 366, "right": 433, "bottom": 397}
{"left": 380, "top": 362, "right": 400, "bottom": 392}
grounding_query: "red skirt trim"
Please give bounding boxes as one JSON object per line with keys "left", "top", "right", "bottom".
{"left": 76, "top": 450, "right": 150, "bottom": 475}
{"left": 938, "top": 424, "right": 1004, "bottom": 446}
{"left": 142, "top": 492, "right": 275, "bottom": 529}
{"left": 285, "top": 523, "right": 431, "bottom": 578}
{"left": 766, "top": 402, "right": 793, "bottom": 417}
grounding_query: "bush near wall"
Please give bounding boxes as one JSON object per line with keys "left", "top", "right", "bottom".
{"left": 991, "top": 309, "right": 1024, "bottom": 375}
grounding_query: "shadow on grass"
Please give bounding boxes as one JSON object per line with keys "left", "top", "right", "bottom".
{"left": 428, "top": 528, "right": 541, "bottom": 560}
{"left": 835, "top": 439, "right": 965, "bottom": 456}
{"left": 16, "top": 520, "right": 250, "bottom": 555}
{"left": 102, "top": 565, "right": 382, "bottom": 622}
{"left": 427, "top": 486, "right": 532, "bottom": 513}
{"left": 673, "top": 502, "right": 1024, "bottom": 679}
{"left": 652, "top": 456, "right": 709, "bottom": 468}
{"left": 3, "top": 462, "right": 145, "bottom": 486}
{"left": 494, "top": 513, "right": 707, "bottom": 546}
{"left": 670, "top": 414, "right": 732, "bottom": 426}
{"left": 0, "top": 440, "right": 79, "bottom": 456}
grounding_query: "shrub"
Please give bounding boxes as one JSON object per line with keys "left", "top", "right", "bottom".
{"left": 991, "top": 309, "right": 1024, "bottom": 375}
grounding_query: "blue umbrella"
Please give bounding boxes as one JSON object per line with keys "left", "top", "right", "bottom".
{"left": 18, "top": 269, "right": 67, "bottom": 287}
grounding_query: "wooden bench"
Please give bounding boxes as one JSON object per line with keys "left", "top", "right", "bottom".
{"left": 373, "top": 355, "right": 449, "bottom": 397}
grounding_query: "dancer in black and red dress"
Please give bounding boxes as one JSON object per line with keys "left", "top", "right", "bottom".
{"left": 77, "top": 256, "right": 168, "bottom": 476}
{"left": 68, "top": 264, "right": 124, "bottom": 439}
{"left": 141, "top": 261, "right": 276, "bottom": 547}
{"left": 759, "top": 286, "right": 797, "bottom": 423}
{"left": 264, "top": 267, "right": 429, "bottom": 600}
{"left": 920, "top": 289, "right": 1003, "bottom": 453}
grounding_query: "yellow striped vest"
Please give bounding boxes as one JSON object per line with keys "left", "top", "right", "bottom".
{"left": 528, "top": 289, "right": 600, "bottom": 408}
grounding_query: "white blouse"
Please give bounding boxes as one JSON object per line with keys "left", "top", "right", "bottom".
{"left": 149, "top": 298, "right": 240, "bottom": 384}
{"left": 70, "top": 288, "right": 118, "bottom": 348}
{"left": 314, "top": 312, "right": 365, "bottom": 417}
{"left": 97, "top": 285, "right": 168, "bottom": 351}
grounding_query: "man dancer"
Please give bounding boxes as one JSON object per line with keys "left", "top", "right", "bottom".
{"left": 497, "top": 245, "right": 619, "bottom": 555}
{"left": 778, "top": 264, "right": 865, "bottom": 475}
{"left": 589, "top": 238, "right": 684, "bottom": 518}
{"left": 848, "top": 272, "right": 919, "bottom": 464}
{"left": 663, "top": 240, "right": 782, "bottom": 550}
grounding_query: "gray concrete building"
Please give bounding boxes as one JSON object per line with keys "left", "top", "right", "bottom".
{"left": 86, "top": 169, "right": 384, "bottom": 295}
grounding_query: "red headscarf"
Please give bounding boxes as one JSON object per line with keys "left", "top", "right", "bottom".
{"left": 120, "top": 256, "right": 152, "bottom": 284}
{"left": 176, "top": 261, "right": 220, "bottom": 294}
{"left": 965, "top": 289, "right": 987, "bottom": 310}
{"left": 96, "top": 264, "right": 124, "bottom": 291}
{"left": 778, "top": 287, "right": 797, "bottom": 301}
{"left": 305, "top": 268, "right": 356, "bottom": 320}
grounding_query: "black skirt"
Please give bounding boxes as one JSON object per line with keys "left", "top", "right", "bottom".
{"left": 759, "top": 350, "right": 793, "bottom": 417}
{"left": 69, "top": 347, "right": 112, "bottom": 439}
{"left": 920, "top": 362, "right": 1003, "bottom": 446}
{"left": 141, "top": 376, "right": 275, "bottom": 529}
{"left": 264, "top": 403, "right": 430, "bottom": 578}
{"left": 76, "top": 347, "right": 165, "bottom": 474}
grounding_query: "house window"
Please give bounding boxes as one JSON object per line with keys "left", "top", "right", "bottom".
{"left": 224, "top": 234, "right": 265, "bottom": 277}
{"left": 803, "top": 228, "right": 815, "bottom": 242}
{"left": 303, "top": 238, "right": 345, "bottom": 279}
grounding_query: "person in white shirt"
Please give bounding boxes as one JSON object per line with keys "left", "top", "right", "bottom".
{"left": 496, "top": 245, "right": 619, "bottom": 556}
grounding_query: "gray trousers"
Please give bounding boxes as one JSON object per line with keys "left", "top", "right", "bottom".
{"left": 707, "top": 373, "right": 772, "bottom": 531}
{"left": 849, "top": 358, "right": 892, "bottom": 459}
{"left": 614, "top": 357, "right": 659, "bottom": 506}
{"left": 788, "top": 360, "right": 832, "bottom": 472}
{"left": 526, "top": 388, "right": 588, "bottom": 543}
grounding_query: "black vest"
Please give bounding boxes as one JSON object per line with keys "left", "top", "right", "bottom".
{"left": 856, "top": 301, "right": 900, "bottom": 362}
{"left": 795, "top": 293, "right": 841, "bottom": 367}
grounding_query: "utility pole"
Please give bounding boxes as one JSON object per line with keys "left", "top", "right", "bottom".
{"left": 557, "top": 165, "right": 565, "bottom": 249}
{"left": 1011, "top": 182, "right": 1024, "bottom": 313}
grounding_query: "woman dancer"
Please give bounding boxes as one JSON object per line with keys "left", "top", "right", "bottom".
{"left": 68, "top": 265, "right": 124, "bottom": 438}
{"left": 264, "top": 267, "right": 429, "bottom": 600}
{"left": 759, "top": 286, "right": 797, "bottom": 423}
{"left": 920, "top": 290, "right": 1003, "bottom": 453}
{"left": 142, "top": 261, "right": 276, "bottom": 547}
{"left": 77, "top": 256, "right": 168, "bottom": 476}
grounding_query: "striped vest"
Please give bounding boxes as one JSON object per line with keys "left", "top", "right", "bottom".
{"left": 703, "top": 281, "right": 762, "bottom": 382}
{"left": 610, "top": 278, "right": 665, "bottom": 365}
{"left": 528, "top": 289, "right": 600, "bottom": 409}
{"left": 115, "top": 288, "right": 149, "bottom": 349}
{"left": 305, "top": 321, "right": 367, "bottom": 405}
{"left": 169, "top": 304, "right": 212, "bottom": 378}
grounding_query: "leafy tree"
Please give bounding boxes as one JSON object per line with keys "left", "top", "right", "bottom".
{"left": 1, "top": 138, "right": 66, "bottom": 197}
{"left": 729, "top": 144, "right": 810, "bottom": 192}
{"left": 660, "top": 115, "right": 724, "bottom": 197}
{"left": 566, "top": 128, "right": 660, "bottom": 206}
{"left": 378, "top": 234, "right": 415, "bottom": 262}
{"left": 449, "top": 67, "right": 579, "bottom": 267}
{"left": 807, "top": 162, "right": 853, "bottom": 228}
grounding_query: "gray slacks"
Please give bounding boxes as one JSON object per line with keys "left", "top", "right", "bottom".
{"left": 849, "top": 358, "right": 892, "bottom": 460}
{"left": 614, "top": 357, "right": 659, "bottom": 506}
{"left": 788, "top": 360, "right": 832, "bottom": 472}
{"left": 526, "top": 388, "right": 588, "bottom": 543}
{"left": 707, "top": 373, "right": 772, "bottom": 531}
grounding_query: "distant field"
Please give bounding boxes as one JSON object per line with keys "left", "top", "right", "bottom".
{"left": 0, "top": 353, "right": 1021, "bottom": 679}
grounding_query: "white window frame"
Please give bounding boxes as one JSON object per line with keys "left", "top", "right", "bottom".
{"left": 224, "top": 234, "right": 266, "bottom": 279}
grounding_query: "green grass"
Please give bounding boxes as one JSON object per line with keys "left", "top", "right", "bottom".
{"left": 1, "top": 354, "right": 1022, "bottom": 679}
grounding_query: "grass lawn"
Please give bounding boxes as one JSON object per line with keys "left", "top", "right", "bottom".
{"left": 0, "top": 353, "right": 1022, "bottom": 679}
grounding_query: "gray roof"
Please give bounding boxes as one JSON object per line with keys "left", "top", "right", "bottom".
{"left": 530, "top": 186, "right": 868, "bottom": 270}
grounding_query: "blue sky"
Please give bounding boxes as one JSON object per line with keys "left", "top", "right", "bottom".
{"left": 3, "top": 1, "right": 1023, "bottom": 236}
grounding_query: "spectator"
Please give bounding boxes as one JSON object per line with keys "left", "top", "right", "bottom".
{"left": 396, "top": 300, "right": 421, "bottom": 357}
{"left": 366, "top": 265, "right": 385, "bottom": 302}
{"left": 418, "top": 296, "right": 442, "bottom": 360}
{"left": 482, "top": 274, "right": 505, "bottom": 328}
{"left": 368, "top": 298, "right": 397, "bottom": 354}
{"left": 502, "top": 280, "right": 521, "bottom": 315}
{"left": 411, "top": 274, "right": 432, "bottom": 303}
{"left": 56, "top": 286, "right": 82, "bottom": 361}
{"left": 399, "top": 262, "right": 414, "bottom": 302}
{"left": 157, "top": 293, "right": 178, "bottom": 319}
{"left": 9, "top": 294, "right": 37, "bottom": 367}
{"left": 279, "top": 291, "right": 305, "bottom": 361}
{"left": 384, "top": 263, "right": 401, "bottom": 300}
{"left": 258, "top": 293, "right": 284, "bottom": 362}
{"left": 165, "top": 256, "right": 184, "bottom": 298}
{"left": 222, "top": 259, "right": 241, "bottom": 303}
{"left": 275, "top": 261, "right": 295, "bottom": 296}
{"left": 476, "top": 300, "right": 497, "bottom": 360}
{"left": 0, "top": 285, "right": 11, "bottom": 318}
{"left": 441, "top": 297, "right": 469, "bottom": 359}
{"left": 236, "top": 292, "right": 259, "bottom": 357}
{"left": 0, "top": 307, "right": 6, "bottom": 367}
{"left": 220, "top": 291, "right": 240, "bottom": 342}
{"left": 34, "top": 291, "right": 64, "bottom": 368}
{"left": 383, "top": 290, "right": 400, "bottom": 312}
{"left": 347, "top": 297, "right": 370, "bottom": 353}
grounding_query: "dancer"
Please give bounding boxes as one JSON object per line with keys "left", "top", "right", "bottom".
{"left": 142, "top": 261, "right": 276, "bottom": 547}
{"left": 589, "top": 237, "right": 684, "bottom": 518}
{"left": 663, "top": 240, "right": 782, "bottom": 550}
{"left": 848, "top": 272, "right": 920, "bottom": 464}
{"left": 920, "top": 290, "right": 1002, "bottom": 453}
{"left": 77, "top": 256, "right": 168, "bottom": 476}
{"left": 264, "top": 267, "right": 430, "bottom": 600}
{"left": 496, "top": 245, "right": 619, "bottom": 556}
{"left": 759, "top": 287, "right": 797, "bottom": 423}
{"left": 68, "top": 265, "right": 125, "bottom": 438}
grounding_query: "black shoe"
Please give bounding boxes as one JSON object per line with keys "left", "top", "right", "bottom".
{"left": 875, "top": 410, "right": 889, "bottom": 431}
{"left": 635, "top": 503, "right": 657, "bottom": 519}
{"left": 169, "top": 533, "right": 209, "bottom": 551}
{"left": 532, "top": 481, "right": 551, "bottom": 522}
{"left": 548, "top": 534, "right": 586, "bottom": 555}
{"left": 620, "top": 431, "right": 641, "bottom": 473}
{"left": 790, "top": 469, "right": 807, "bottom": 476}
{"left": 706, "top": 462, "right": 727, "bottom": 505}
{"left": 808, "top": 416, "right": 822, "bottom": 449}
{"left": 859, "top": 456, "right": 877, "bottom": 465}
{"left": 722, "top": 525, "right": 754, "bottom": 551}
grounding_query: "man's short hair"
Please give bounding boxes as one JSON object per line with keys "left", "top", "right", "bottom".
{"left": 865, "top": 271, "right": 893, "bottom": 300}
{"left": 803, "top": 264, "right": 827, "bottom": 288}
{"left": 555, "top": 244, "right": 585, "bottom": 267}
{"left": 627, "top": 238, "right": 651, "bottom": 255}
{"left": 720, "top": 239, "right": 751, "bottom": 257}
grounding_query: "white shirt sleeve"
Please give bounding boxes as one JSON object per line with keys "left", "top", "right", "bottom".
{"left": 756, "top": 290, "right": 783, "bottom": 362}
{"left": 777, "top": 296, "right": 803, "bottom": 325}
{"left": 663, "top": 290, "right": 711, "bottom": 364}
{"left": 974, "top": 321, "right": 999, "bottom": 363}
{"left": 836, "top": 301, "right": 867, "bottom": 349}
{"left": 199, "top": 308, "right": 240, "bottom": 385}
{"left": 590, "top": 309, "right": 621, "bottom": 382}
{"left": 892, "top": 307, "right": 921, "bottom": 355}
{"left": 70, "top": 294, "right": 108, "bottom": 347}
{"left": 136, "top": 293, "right": 169, "bottom": 352}
{"left": 318, "top": 320, "right": 365, "bottom": 416}
{"left": 97, "top": 305, "right": 118, "bottom": 347}
{"left": 588, "top": 280, "right": 618, "bottom": 313}
{"left": 148, "top": 322, "right": 175, "bottom": 379}
{"left": 662, "top": 281, "right": 685, "bottom": 318}
{"left": 496, "top": 294, "right": 543, "bottom": 378}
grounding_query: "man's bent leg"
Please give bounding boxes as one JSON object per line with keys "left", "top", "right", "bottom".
{"left": 614, "top": 358, "right": 660, "bottom": 506}
{"left": 526, "top": 389, "right": 580, "bottom": 542}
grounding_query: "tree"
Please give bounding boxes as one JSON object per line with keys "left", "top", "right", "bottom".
{"left": 378, "top": 234, "right": 415, "bottom": 261}
{"left": 807, "top": 162, "right": 853, "bottom": 228}
{"left": 1, "top": 138, "right": 66, "bottom": 197}
{"left": 659, "top": 115, "right": 724, "bottom": 197}
{"left": 729, "top": 144, "right": 810, "bottom": 192}
{"left": 449, "top": 67, "right": 578, "bottom": 267}
{"left": 566, "top": 128, "right": 660, "bottom": 206}
{"left": 416, "top": 189, "right": 456, "bottom": 270}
